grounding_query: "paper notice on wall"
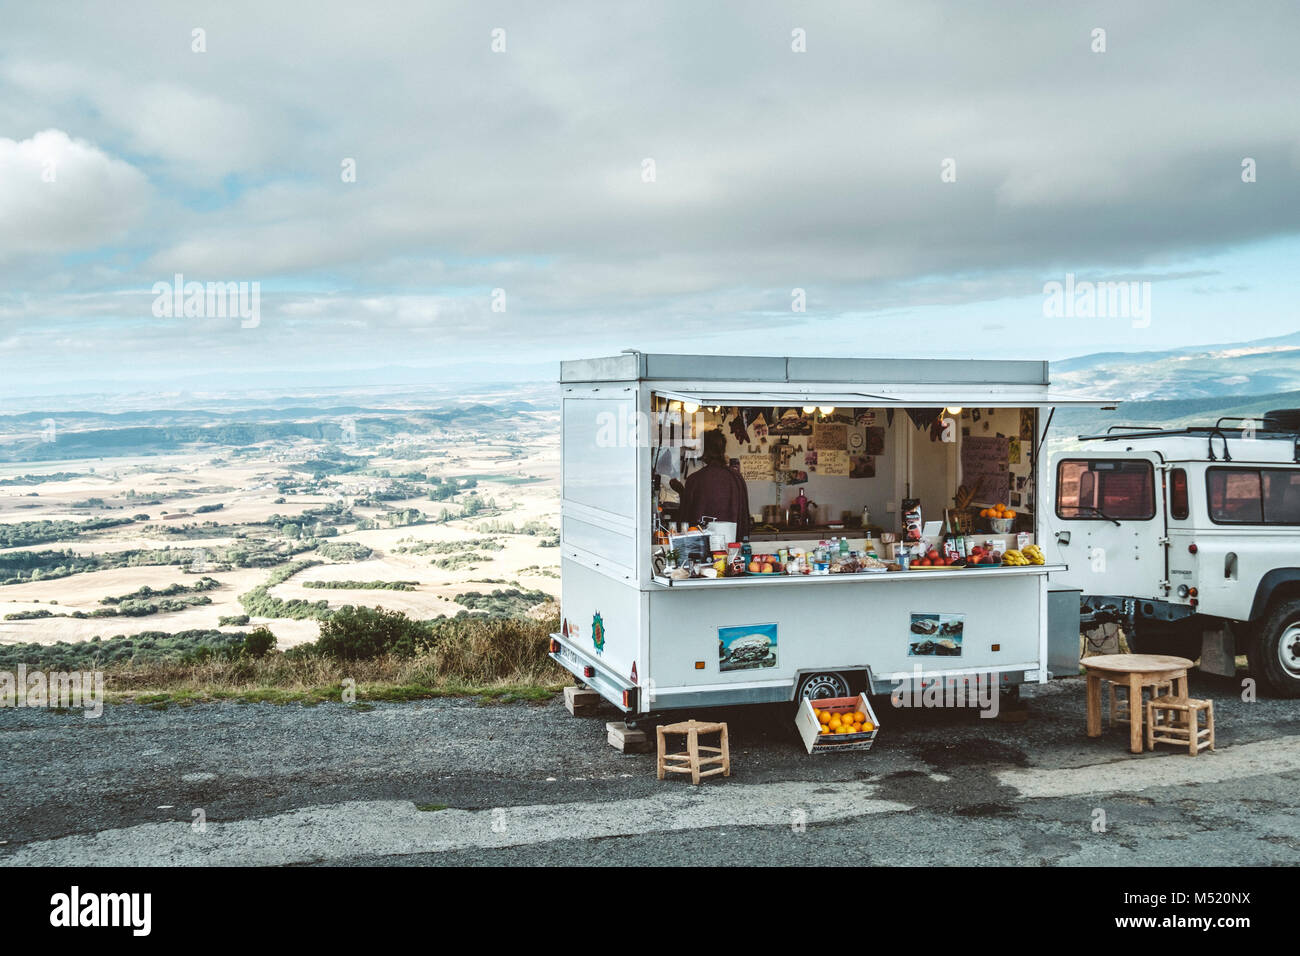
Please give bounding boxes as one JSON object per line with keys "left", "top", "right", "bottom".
{"left": 739, "top": 454, "right": 774, "bottom": 481}
{"left": 817, "top": 449, "right": 850, "bottom": 476}
{"left": 961, "top": 434, "right": 1010, "bottom": 504}
{"left": 813, "top": 423, "right": 848, "bottom": 451}
{"left": 847, "top": 426, "right": 866, "bottom": 453}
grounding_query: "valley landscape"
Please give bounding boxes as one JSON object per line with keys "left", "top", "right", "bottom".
{"left": 0, "top": 385, "right": 561, "bottom": 669}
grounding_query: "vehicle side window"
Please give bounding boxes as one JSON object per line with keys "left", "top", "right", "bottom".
{"left": 1056, "top": 459, "right": 1155, "bottom": 520}
{"left": 1169, "top": 468, "right": 1189, "bottom": 520}
{"left": 1207, "top": 469, "right": 1263, "bottom": 523}
{"left": 1264, "top": 470, "right": 1300, "bottom": 523}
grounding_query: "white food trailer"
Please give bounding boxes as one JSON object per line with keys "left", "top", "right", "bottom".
{"left": 549, "top": 351, "right": 1111, "bottom": 717}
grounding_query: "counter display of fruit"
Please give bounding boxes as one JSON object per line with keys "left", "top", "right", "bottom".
{"left": 745, "top": 553, "right": 784, "bottom": 574}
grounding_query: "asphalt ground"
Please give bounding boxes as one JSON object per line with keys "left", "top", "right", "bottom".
{"left": 1, "top": 673, "right": 1297, "bottom": 866}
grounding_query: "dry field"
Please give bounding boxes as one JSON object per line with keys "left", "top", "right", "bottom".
{"left": 0, "top": 400, "right": 561, "bottom": 651}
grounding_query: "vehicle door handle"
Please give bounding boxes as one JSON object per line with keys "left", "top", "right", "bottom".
{"left": 1055, "top": 531, "right": 1071, "bottom": 545}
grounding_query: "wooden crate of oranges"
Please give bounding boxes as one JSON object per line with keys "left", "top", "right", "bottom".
{"left": 795, "top": 693, "right": 880, "bottom": 754}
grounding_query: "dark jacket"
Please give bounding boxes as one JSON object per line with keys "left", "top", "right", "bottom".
{"left": 679, "top": 461, "right": 751, "bottom": 538}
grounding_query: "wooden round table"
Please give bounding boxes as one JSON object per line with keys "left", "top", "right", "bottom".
{"left": 1081, "top": 654, "right": 1194, "bottom": 753}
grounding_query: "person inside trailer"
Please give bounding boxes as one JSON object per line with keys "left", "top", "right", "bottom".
{"left": 678, "top": 428, "right": 752, "bottom": 538}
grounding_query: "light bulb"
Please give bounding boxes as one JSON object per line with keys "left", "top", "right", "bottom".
{"left": 684, "top": 402, "right": 699, "bottom": 414}
{"left": 802, "top": 405, "right": 816, "bottom": 414}
{"left": 945, "top": 406, "right": 963, "bottom": 415}
{"left": 818, "top": 406, "right": 835, "bottom": 415}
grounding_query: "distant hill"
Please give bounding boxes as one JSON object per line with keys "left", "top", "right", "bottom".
{"left": 1052, "top": 330, "right": 1300, "bottom": 400}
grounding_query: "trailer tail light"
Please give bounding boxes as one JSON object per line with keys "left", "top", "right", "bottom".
{"left": 583, "top": 665, "right": 595, "bottom": 679}
{"left": 1189, "top": 587, "right": 1198, "bottom": 597}
{"left": 1190, "top": 597, "right": 1199, "bottom": 607}
{"left": 549, "top": 638, "right": 561, "bottom": 654}
{"left": 622, "top": 688, "right": 638, "bottom": 710}
{"left": 695, "top": 661, "right": 706, "bottom": 669}
{"left": 1188, "top": 543, "right": 1198, "bottom": 554}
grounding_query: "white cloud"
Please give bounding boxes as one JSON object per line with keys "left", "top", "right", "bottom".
{"left": 0, "top": 129, "right": 151, "bottom": 260}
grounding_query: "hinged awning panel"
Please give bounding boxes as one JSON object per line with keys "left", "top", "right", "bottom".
{"left": 653, "top": 385, "right": 1117, "bottom": 408}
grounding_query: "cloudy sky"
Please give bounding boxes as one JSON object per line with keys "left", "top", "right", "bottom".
{"left": 2, "top": 1, "right": 1298, "bottom": 396}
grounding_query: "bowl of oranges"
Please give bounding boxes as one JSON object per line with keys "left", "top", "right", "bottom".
{"left": 979, "top": 503, "right": 1016, "bottom": 533}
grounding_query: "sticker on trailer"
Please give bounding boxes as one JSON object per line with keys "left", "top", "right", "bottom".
{"left": 591, "top": 612, "right": 605, "bottom": 654}
{"left": 718, "top": 623, "right": 778, "bottom": 672}
{"left": 908, "top": 613, "right": 964, "bottom": 657}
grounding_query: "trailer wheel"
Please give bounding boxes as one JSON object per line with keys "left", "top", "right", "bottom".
{"left": 1249, "top": 599, "right": 1300, "bottom": 698}
{"left": 796, "top": 671, "right": 852, "bottom": 702}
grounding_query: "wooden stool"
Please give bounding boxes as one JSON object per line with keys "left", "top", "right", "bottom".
{"left": 1107, "top": 679, "right": 1173, "bottom": 727}
{"left": 656, "top": 719, "right": 731, "bottom": 784}
{"left": 1146, "top": 696, "right": 1215, "bottom": 755}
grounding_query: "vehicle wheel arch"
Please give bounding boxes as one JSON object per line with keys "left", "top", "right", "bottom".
{"left": 1248, "top": 569, "right": 1300, "bottom": 623}
{"left": 792, "top": 669, "right": 863, "bottom": 702}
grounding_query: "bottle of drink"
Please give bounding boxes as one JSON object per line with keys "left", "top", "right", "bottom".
{"left": 839, "top": 536, "right": 850, "bottom": 560}
{"left": 741, "top": 537, "right": 752, "bottom": 569}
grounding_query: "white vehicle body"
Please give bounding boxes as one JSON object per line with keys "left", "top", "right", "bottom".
{"left": 1044, "top": 417, "right": 1300, "bottom": 696}
{"left": 551, "top": 351, "right": 1110, "bottom": 714}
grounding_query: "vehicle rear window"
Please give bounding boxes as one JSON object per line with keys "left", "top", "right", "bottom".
{"left": 1207, "top": 467, "right": 1300, "bottom": 524}
{"left": 1056, "top": 459, "right": 1156, "bottom": 520}
{"left": 1169, "top": 468, "right": 1189, "bottom": 519}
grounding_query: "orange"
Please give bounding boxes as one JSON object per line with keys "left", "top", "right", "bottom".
{"left": 862, "top": 721, "right": 875, "bottom": 731}
{"left": 835, "top": 725, "right": 851, "bottom": 735}
{"left": 1005, "top": 510, "right": 1016, "bottom": 519}
{"left": 853, "top": 711, "right": 867, "bottom": 723}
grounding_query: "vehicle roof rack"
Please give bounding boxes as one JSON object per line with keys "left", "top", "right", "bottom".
{"left": 1076, "top": 422, "right": 1300, "bottom": 463}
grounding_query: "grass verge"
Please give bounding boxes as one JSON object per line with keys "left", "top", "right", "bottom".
{"left": 94, "top": 614, "right": 568, "bottom": 708}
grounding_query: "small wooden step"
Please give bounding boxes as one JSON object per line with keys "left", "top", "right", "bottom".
{"left": 606, "top": 721, "right": 652, "bottom": 754}
{"left": 564, "top": 685, "right": 601, "bottom": 717}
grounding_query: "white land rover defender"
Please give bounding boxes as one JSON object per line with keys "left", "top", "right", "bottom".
{"left": 1046, "top": 410, "right": 1300, "bottom": 697}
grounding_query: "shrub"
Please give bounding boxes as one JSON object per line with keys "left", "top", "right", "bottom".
{"left": 315, "top": 605, "right": 430, "bottom": 660}
{"left": 242, "top": 627, "right": 277, "bottom": 658}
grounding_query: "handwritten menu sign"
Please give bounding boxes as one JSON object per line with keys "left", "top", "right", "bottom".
{"left": 813, "top": 423, "right": 847, "bottom": 450}
{"left": 961, "top": 435, "right": 1009, "bottom": 505}
{"left": 817, "top": 449, "right": 850, "bottom": 476}
{"left": 739, "top": 454, "right": 774, "bottom": 481}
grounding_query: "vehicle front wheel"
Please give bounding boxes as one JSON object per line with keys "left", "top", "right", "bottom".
{"left": 1250, "top": 599, "right": 1300, "bottom": 698}
{"left": 795, "top": 671, "right": 852, "bottom": 702}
